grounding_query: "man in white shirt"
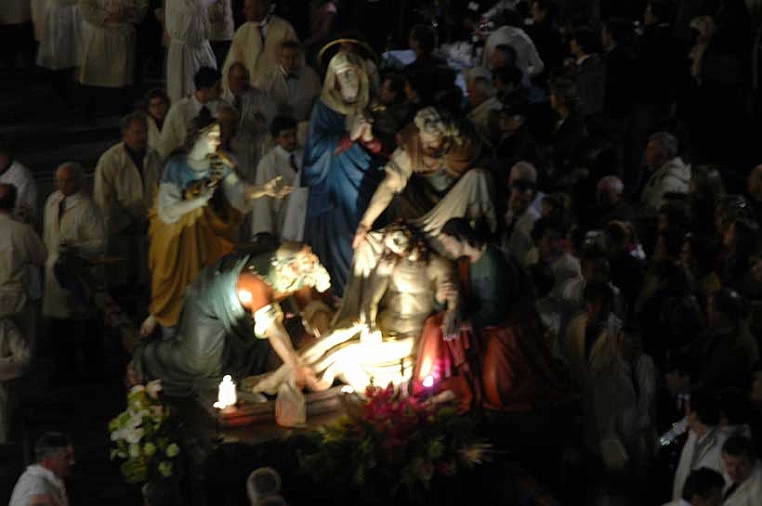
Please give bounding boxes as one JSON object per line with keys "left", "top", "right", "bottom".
{"left": 158, "top": 66, "right": 223, "bottom": 159}
{"left": 0, "top": 139, "right": 38, "bottom": 223}
{"left": 639, "top": 131, "right": 691, "bottom": 220}
{"left": 0, "top": 184, "right": 47, "bottom": 323}
{"left": 254, "top": 40, "right": 321, "bottom": 122}
{"left": 673, "top": 389, "right": 729, "bottom": 501}
{"left": 251, "top": 116, "right": 301, "bottom": 239}
{"left": 720, "top": 435, "right": 762, "bottom": 506}
{"left": 221, "top": 0, "right": 297, "bottom": 93}
{"left": 94, "top": 112, "right": 161, "bottom": 287}
{"left": 465, "top": 67, "right": 501, "bottom": 143}
{"left": 44, "top": 162, "right": 106, "bottom": 382}
{"left": 9, "top": 432, "right": 74, "bottom": 506}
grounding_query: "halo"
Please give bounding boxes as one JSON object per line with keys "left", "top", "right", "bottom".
{"left": 316, "top": 38, "right": 380, "bottom": 72}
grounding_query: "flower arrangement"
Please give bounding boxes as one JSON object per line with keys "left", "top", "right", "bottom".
{"left": 299, "top": 384, "right": 491, "bottom": 504}
{"left": 108, "top": 380, "right": 183, "bottom": 484}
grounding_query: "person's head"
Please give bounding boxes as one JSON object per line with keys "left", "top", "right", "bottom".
{"left": 185, "top": 112, "right": 221, "bottom": 160}
{"left": 440, "top": 217, "right": 484, "bottom": 260}
{"left": 493, "top": 65, "right": 523, "bottom": 95}
{"left": 194, "top": 66, "right": 222, "bottom": 102}
{"left": 215, "top": 104, "right": 240, "bottom": 144}
{"left": 414, "top": 107, "right": 457, "bottom": 156}
{"left": 549, "top": 77, "right": 580, "bottom": 115}
{"left": 244, "top": 0, "right": 270, "bottom": 22}
{"left": 490, "top": 44, "right": 518, "bottom": 71}
{"left": 271, "top": 116, "right": 298, "bottom": 152}
{"left": 466, "top": 76, "right": 495, "bottom": 108}
{"left": 532, "top": 216, "right": 568, "bottom": 260}
{"left": 686, "top": 387, "right": 721, "bottom": 430}
{"left": 382, "top": 221, "right": 429, "bottom": 262}
{"left": 723, "top": 216, "right": 760, "bottom": 259}
{"left": 245, "top": 466, "right": 281, "bottom": 505}
{"left": 721, "top": 434, "right": 757, "bottom": 484}
{"left": 601, "top": 18, "right": 632, "bottom": 49}
{"left": 0, "top": 183, "right": 17, "bottom": 213}
{"left": 715, "top": 195, "right": 751, "bottom": 236}
{"left": 144, "top": 88, "right": 170, "bottom": 123}
{"left": 508, "top": 162, "right": 537, "bottom": 215}
{"left": 570, "top": 26, "right": 599, "bottom": 58}
{"left": 747, "top": 164, "right": 762, "bottom": 200}
{"left": 279, "top": 40, "right": 301, "bottom": 74}
{"left": 646, "top": 131, "right": 679, "bottom": 169}
{"left": 654, "top": 225, "right": 685, "bottom": 263}
{"left": 580, "top": 244, "right": 610, "bottom": 283}
{"left": 122, "top": 112, "right": 149, "bottom": 152}
{"left": 380, "top": 73, "right": 405, "bottom": 105}
{"left": 657, "top": 200, "right": 691, "bottom": 234}
{"left": 681, "top": 468, "right": 725, "bottom": 506}
{"left": 409, "top": 24, "right": 436, "bottom": 57}
{"left": 596, "top": 175, "right": 624, "bottom": 206}
{"left": 272, "top": 243, "right": 331, "bottom": 294}
{"left": 691, "top": 165, "right": 725, "bottom": 206}
{"left": 227, "top": 62, "right": 251, "bottom": 95}
{"left": 708, "top": 288, "right": 749, "bottom": 328}
{"left": 55, "top": 162, "right": 85, "bottom": 197}
{"left": 35, "top": 432, "right": 75, "bottom": 479}
{"left": 531, "top": 0, "right": 557, "bottom": 24}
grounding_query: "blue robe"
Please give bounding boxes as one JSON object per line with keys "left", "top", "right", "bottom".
{"left": 302, "top": 100, "right": 384, "bottom": 296}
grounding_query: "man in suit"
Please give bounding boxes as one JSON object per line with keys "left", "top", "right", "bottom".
{"left": 566, "top": 25, "right": 606, "bottom": 119}
{"left": 719, "top": 435, "right": 762, "bottom": 505}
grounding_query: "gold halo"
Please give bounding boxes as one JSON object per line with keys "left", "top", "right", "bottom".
{"left": 316, "top": 38, "right": 380, "bottom": 69}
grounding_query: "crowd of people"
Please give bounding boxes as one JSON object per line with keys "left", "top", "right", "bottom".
{"left": 3, "top": 0, "right": 762, "bottom": 504}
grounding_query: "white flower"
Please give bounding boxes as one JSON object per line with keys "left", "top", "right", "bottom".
{"left": 129, "top": 385, "right": 146, "bottom": 395}
{"left": 165, "top": 443, "right": 180, "bottom": 458}
{"left": 158, "top": 461, "right": 173, "bottom": 477}
{"left": 129, "top": 443, "right": 141, "bottom": 458}
{"left": 124, "top": 427, "right": 145, "bottom": 445}
{"left": 146, "top": 380, "right": 163, "bottom": 399}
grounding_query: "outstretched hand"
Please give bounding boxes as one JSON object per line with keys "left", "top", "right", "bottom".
{"left": 258, "top": 176, "right": 293, "bottom": 199}
{"left": 352, "top": 224, "right": 369, "bottom": 249}
{"left": 138, "top": 314, "right": 157, "bottom": 339}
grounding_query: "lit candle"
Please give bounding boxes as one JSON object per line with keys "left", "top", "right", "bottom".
{"left": 213, "top": 375, "right": 237, "bottom": 409}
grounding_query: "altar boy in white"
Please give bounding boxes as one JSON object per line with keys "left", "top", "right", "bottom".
{"left": 251, "top": 116, "right": 303, "bottom": 241}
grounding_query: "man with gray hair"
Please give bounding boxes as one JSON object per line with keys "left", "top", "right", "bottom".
{"left": 639, "top": 131, "right": 690, "bottom": 220}
{"left": 9, "top": 432, "right": 74, "bottom": 506}
{"left": 465, "top": 67, "right": 501, "bottom": 142}
{"left": 501, "top": 161, "right": 540, "bottom": 266}
{"left": 94, "top": 112, "right": 162, "bottom": 289}
{"left": 43, "top": 162, "right": 105, "bottom": 383}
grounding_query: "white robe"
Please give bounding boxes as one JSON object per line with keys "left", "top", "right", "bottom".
{"left": 0, "top": 160, "right": 38, "bottom": 223}
{"left": 42, "top": 190, "right": 105, "bottom": 318}
{"left": 672, "top": 428, "right": 729, "bottom": 501}
{"left": 250, "top": 145, "right": 301, "bottom": 238}
{"left": 207, "top": 0, "right": 232, "bottom": 42}
{"left": 230, "top": 86, "right": 277, "bottom": 180}
{"left": 0, "top": 213, "right": 47, "bottom": 319}
{"left": 157, "top": 95, "right": 223, "bottom": 159}
{"left": 466, "top": 95, "right": 501, "bottom": 142}
{"left": 78, "top": 0, "right": 146, "bottom": 87}
{"left": 37, "top": 0, "right": 82, "bottom": 70}
{"left": 221, "top": 16, "right": 297, "bottom": 92}
{"left": 146, "top": 114, "right": 162, "bottom": 153}
{"left": 254, "top": 65, "right": 321, "bottom": 122}
{"left": 722, "top": 463, "right": 762, "bottom": 506}
{"left": 165, "top": 0, "right": 217, "bottom": 104}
